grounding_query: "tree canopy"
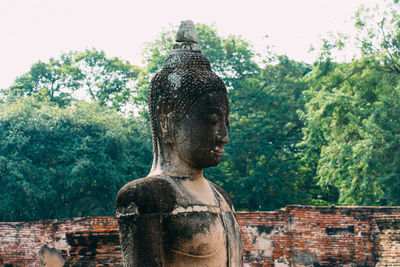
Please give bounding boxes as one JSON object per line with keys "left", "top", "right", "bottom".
{"left": 3, "top": 1, "right": 400, "bottom": 220}
{"left": 0, "top": 98, "right": 151, "bottom": 221}
{"left": 206, "top": 56, "right": 312, "bottom": 210}
{"left": 6, "top": 49, "right": 140, "bottom": 110}
{"left": 300, "top": 0, "right": 400, "bottom": 205}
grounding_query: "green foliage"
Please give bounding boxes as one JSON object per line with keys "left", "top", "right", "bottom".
{"left": 7, "top": 54, "right": 82, "bottom": 107}
{"left": 353, "top": 1, "right": 400, "bottom": 68}
{"left": 206, "top": 56, "right": 313, "bottom": 210}
{"left": 301, "top": 0, "right": 400, "bottom": 205}
{"left": 74, "top": 49, "right": 140, "bottom": 110}
{"left": 0, "top": 98, "right": 152, "bottom": 221}
{"left": 196, "top": 24, "right": 259, "bottom": 88}
{"left": 6, "top": 49, "right": 140, "bottom": 110}
{"left": 302, "top": 57, "right": 400, "bottom": 205}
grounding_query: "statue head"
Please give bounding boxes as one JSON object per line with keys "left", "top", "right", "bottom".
{"left": 148, "top": 20, "right": 229, "bottom": 174}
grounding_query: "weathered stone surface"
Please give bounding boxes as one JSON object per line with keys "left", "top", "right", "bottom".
{"left": 176, "top": 20, "right": 198, "bottom": 42}
{"left": 116, "top": 20, "right": 242, "bottom": 267}
{"left": 39, "top": 245, "right": 64, "bottom": 267}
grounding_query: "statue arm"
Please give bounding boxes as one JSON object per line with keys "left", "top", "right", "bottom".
{"left": 117, "top": 210, "right": 139, "bottom": 267}
{"left": 116, "top": 183, "right": 165, "bottom": 267}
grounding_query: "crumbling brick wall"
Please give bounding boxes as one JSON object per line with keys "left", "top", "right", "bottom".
{"left": 1, "top": 205, "right": 400, "bottom": 266}
{"left": 0, "top": 217, "right": 117, "bottom": 267}
{"left": 375, "top": 215, "right": 400, "bottom": 266}
{"left": 238, "top": 210, "right": 289, "bottom": 265}
{"left": 65, "top": 230, "right": 122, "bottom": 266}
{"left": 281, "top": 206, "right": 381, "bottom": 266}
{"left": 238, "top": 206, "right": 400, "bottom": 266}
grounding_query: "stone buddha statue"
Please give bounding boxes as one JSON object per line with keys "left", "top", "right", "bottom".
{"left": 116, "top": 20, "right": 243, "bottom": 267}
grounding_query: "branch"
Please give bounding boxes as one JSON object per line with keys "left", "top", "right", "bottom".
{"left": 377, "top": 20, "right": 400, "bottom": 74}
{"left": 86, "top": 83, "right": 97, "bottom": 102}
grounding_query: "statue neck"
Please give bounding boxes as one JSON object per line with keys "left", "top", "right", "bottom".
{"left": 149, "top": 141, "right": 204, "bottom": 180}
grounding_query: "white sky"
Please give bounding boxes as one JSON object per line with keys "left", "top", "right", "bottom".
{"left": 0, "top": 0, "right": 381, "bottom": 89}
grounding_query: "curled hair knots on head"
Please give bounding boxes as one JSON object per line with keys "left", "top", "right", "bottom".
{"left": 147, "top": 20, "right": 227, "bottom": 155}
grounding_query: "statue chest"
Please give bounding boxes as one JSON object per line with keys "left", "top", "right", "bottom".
{"left": 157, "top": 180, "right": 243, "bottom": 266}
{"left": 162, "top": 209, "right": 230, "bottom": 266}
{"left": 163, "top": 209, "right": 226, "bottom": 253}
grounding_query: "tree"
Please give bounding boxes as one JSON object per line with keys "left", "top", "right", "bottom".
{"left": 353, "top": 1, "right": 400, "bottom": 73}
{"left": 6, "top": 53, "right": 82, "bottom": 107}
{"left": 6, "top": 49, "right": 140, "bottom": 110}
{"left": 0, "top": 98, "right": 152, "bottom": 221}
{"left": 206, "top": 56, "right": 313, "bottom": 210}
{"left": 74, "top": 49, "right": 140, "bottom": 110}
{"left": 300, "top": 0, "right": 400, "bottom": 205}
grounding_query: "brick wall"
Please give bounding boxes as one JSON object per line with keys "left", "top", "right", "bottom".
{"left": 0, "top": 217, "right": 117, "bottom": 267}
{"left": 375, "top": 215, "right": 400, "bottom": 266}
{"left": 281, "top": 206, "right": 381, "bottom": 266}
{"left": 65, "top": 230, "right": 122, "bottom": 266}
{"left": 238, "top": 206, "right": 400, "bottom": 266}
{"left": 238, "top": 210, "right": 289, "bottom": 265}
{"left": 1, "top": 205, "right": 400, "bottom": 266}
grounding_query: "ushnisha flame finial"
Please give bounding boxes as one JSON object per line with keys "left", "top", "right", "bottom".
{"left": 176, "top": 20, "right": 198, "bottom": 43}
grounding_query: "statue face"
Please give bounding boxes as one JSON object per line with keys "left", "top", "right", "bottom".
{"left": 173, "top": 91, "right": 230, "bottom": 169}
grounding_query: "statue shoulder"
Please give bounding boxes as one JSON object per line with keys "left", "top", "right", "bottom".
{"left": 116, "top": 176, "right": 178, "bottom": 215}
{"left": 208, "top": 181, "right": 234, "bottom": 211}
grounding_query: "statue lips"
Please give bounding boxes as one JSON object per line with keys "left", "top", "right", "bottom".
{"left": 211, "top": 148, "right": 224, "bottom": 157}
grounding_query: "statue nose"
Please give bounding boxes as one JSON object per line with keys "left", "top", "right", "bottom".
{"left": 217, "top": 133, "right": 229, "bottom": 144}
{"left": 220, "top": 135, "right": 229, "bottom": 144}
{"left": 217, "top": 122, "right": 229, "bottom": 144}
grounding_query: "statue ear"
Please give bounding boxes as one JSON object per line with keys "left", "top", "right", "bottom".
{"left": 156, "top": 99, "right": 174, "bottom": 144}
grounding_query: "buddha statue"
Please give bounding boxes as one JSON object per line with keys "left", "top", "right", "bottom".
{"left": 116, "top": 20, "right": 243, "bottom": 267}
